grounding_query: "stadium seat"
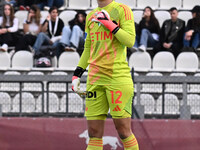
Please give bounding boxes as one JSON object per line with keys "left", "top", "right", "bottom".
{"left": 61, "top": 93, "right": 84, "bottom": 113}
{"left": 51, "top": 56, "right": 58, "bottom": 68}
{"left": 0, "top": 92, "right": 11, "bottom": 113}
{"left": 91, "top": 0, "right": 98, "bottom": 9}
{"left": 11, "top": 51, "right": 33, "bottom": 71}
{"left": 137, "top": 0, "right": 159, "bottom": 9}
{"left": 0, "top": 71, "right": 21, "bottom": 92}
{"left": 188, "top": 73, "right": 200, "bottom": 93}
{"left": 48, "top": 92, "right": 60, "bottom": 113}
{"left": 133, "top": 72, "right": 139, "bottom": 92}
{"left": 128, "top": 52, "right": 152, "bottom": 72}
{"left": 63, "top": 0, "right": 68, "bottom": 8}
{"left": 59, "top": 10, "right": 77, "bottom": 26}
{"left": 15, "top": 10, "right": 28, "bottom": 30}
{"left": 156, "top": 94, "right": 180, "bottom": 114}
{"left": 178, "top": 11, "right": 192, "bottom": 23}
{"left": 140, "top": 94, "right": 155, "bottom": 114}
{"left": 165, "top": 72, "right": 187, "bottom": 93}
{"left": 49, "top": 72, "right": 68, "bottom": 93}
{"left": 154, "top": 11, "right": 171, "bottom": 27}
{"left": 115, "top": 0, "right": 136, "bottom": 9}
{"left": 0, "top": 51, "right": 10, "bottom": 70}
{"left": 23, "top": 72, "right": 44, "bottom": 93}
{"left": 58, "top": 51, "right": 80, "bottom": 71}
{"left": 37, "top": 92, "right": 59, "bottom": 113}
{"left": 187, "top": 94, "right": 200, "bottom": 115}
{"left": 133, "top": 11, "right": 143, "bottom": 24}
{"left": 182, "top": 0, "right": 200, "bottom": 10}
{"left": 152, "top": 52, "right": 175, "bottom": 72}
{"left": 12, "top": 92, "right": 35, "bottom": 113}
{"left": 176, "top": 52, "right": 199, "bottom": 72}
{"left": 41, "top": 11, "right": 49, "bottom": 20}
{"left": 68, "top": 0, "right": 90, "bottom": 10}
{"left": 141, "top": 72, "right": 163, "bottom": 93}
{"left": 159, "top": 0, "right": 182, "bottom": 10}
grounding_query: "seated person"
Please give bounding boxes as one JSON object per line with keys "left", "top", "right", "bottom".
{"left": 58, "top": 11, "right": 87, "bottom": 57}
{"left": 30, "top": 6, "right": 64, "bottom": 54}
{"left": 0, "top": 4, "right": 19, "bottom": 52}
{"left": 15, "top": 5, "right": 43, "bottom": 52}
{"left": 17, "top": 0, "right": 35, "bottom": 10}
{"left": 183, "top": 5, "right": 200, "bottom": 51}
{"left": 154, "top": 7, "right": 185, "bottom": 58}
{"left": 36, "top": 0, "right": 64, "bottom": 10}
{"left": 138, "top": 6, "right": 160, "bottom": 52}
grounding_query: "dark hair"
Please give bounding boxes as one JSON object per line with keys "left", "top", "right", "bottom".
{"left": 49, "top": 6, "right": 58, "bottom": 13}
{"left": 192, "top": 12, "right": 200, "bottom": 29}
{"left": 169, "top": 7, "right": 177, "bottom": 12}
{"left": 191, "top": 5, "right": 200, "bottom": 13}
{"left": 2, "top": 4, "right": 14, "bottom": 28}
{"left": 69, "top": 11, "right": 87, "bottom": 31}
{"left": 143, "top": 6, "right": 159, "bottom": 26}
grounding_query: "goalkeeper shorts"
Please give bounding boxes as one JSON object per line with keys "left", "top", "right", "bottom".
{"left": 85, "top": 84, "right": 134, "bottom": 120}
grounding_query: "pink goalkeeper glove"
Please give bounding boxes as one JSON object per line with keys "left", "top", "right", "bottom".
{"left": 92, "top": 10, "right": 119, "bottom": 34}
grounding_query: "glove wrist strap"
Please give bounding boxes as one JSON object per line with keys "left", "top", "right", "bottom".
{"left": 73, "top": 66, "right": 86, "bottom": 78}
{"left": 112, "top": 26, "right": 119, "bottom": 34}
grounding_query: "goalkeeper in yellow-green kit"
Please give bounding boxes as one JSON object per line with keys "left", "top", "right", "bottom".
{"left": 72, "top": 0, "right": 139, "bottom": 149}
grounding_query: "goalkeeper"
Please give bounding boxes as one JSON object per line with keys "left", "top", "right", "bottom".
{"left": 72, "top": 0, "right": 139, "bottom": 149}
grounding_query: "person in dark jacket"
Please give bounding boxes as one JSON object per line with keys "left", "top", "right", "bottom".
{"left": 138, "top": 6, "right": 160, "bottom": 52}
{"left": 154, "top": 7, "right": 185, "bottom": 58}
{"left": 58, "top": 10, "right": 87, "bottom": 56}
{"left": 183, "top": 5, "right": 200, "bottom": 51}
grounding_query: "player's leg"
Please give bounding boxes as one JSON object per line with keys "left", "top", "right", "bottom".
{"left": 85, "top": 84, "right": 109, "bottom": 150}
{"left": 113, "top": 117, "right": 139, "bottom": 150}
{"left": 106, "top": 84, "right": 139, "bottom": 150}
{"left": 86, "top": 119, "right": 105, "bottom": 150}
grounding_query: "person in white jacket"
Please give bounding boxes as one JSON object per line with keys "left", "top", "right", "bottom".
{"left": 0, "top": 3, "right": 18, "bottom": 52}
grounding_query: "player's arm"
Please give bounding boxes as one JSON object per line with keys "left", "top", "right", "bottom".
{"left": 72, "top": 15, "right": 91, "bottom": 92}
{"left": 92, "top": 5, "right": 135, "bottom": 48}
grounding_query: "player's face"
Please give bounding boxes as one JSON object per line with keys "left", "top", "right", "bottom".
{"left": 170, "top": 10, "right": 178, "bottom": 21}
{"left": 4, "top": 5, "right": 11, "bottom": 16}
{"left": 50, "top": 9, "right": 58, "bottom": 20}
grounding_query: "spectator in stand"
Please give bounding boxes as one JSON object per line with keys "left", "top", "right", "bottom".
{"left": 138, "top": 6, "right": 160, "bottom": 52}
{"left": 17, "top": 0, "right": 35, "bottom": 10}
{"left": 15, "top": 5, "right": 43, "bottom": 51}
{"left": 36, "top": 0, "right": 64, "bottom": 11}
{"left": 0, "top": 4, "right": 19, "bottom": 52}
{"left": 5, "top": 0, "right": 17, "bottom": 7}
{"left": 58, "top": 10, "right": 87, "bottom": 57}
{"left": 30, "top": 6, "right": 64, "bottom": 54}
{"left": 154, "top": 7, "right": 185, "bottom": 58}
{"left": 182, "top": 5, "right": 200, "bottom": 51}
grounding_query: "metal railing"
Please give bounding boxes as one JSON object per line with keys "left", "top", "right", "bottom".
{"left": 0, "top": 74, "right": 200, "bottom": 119}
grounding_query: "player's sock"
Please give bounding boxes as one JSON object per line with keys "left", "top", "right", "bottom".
{"left": 121, "top": 134, "right": 139, "bottom": 150}
{"left": 86, "top": 137, "right": 103, "bottom": 150}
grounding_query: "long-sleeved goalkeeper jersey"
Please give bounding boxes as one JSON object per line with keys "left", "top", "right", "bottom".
{"left": 78, "top": 0, "right": 136, "bottom": 85}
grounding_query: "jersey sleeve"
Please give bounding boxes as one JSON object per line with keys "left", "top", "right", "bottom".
{"left": 77, "top": 15, "right": 91, "bottom": 70}
{"left": 114, "top": 4, "right": 136, "bottom": 48}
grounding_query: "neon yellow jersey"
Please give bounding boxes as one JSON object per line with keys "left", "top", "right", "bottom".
{"left": 78, "top": 0, "right": 136, "bottom": 85}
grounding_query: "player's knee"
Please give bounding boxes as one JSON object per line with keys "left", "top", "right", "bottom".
{"left": 88, "top": 126, "right": 103, "bottom": 138}
{"left": 115, "top": 124, "right": 132, "bottom": 139}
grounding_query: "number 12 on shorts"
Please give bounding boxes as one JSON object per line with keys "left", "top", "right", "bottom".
{"left": 110, "top": 91, "right": 122, "bottom": 104}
